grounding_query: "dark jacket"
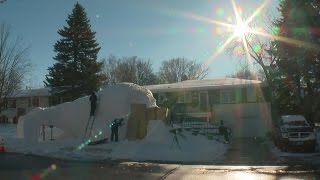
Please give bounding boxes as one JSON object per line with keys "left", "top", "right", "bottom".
{"left": 110, "top": 118, "right": 123, "bottom": 130}
{"left": 90, "top": 93, "right": 97, "bottom": 106}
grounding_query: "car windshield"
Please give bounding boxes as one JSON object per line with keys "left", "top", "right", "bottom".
{"left": 283, "top": 120, "right": 308, "bottom": 126}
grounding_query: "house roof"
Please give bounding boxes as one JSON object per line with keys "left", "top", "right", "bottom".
{"left": 145, "top": 78, "right": 264, "bottom": 93}
{"left": 8, "top": 87, "right": 51, "bottom": 98}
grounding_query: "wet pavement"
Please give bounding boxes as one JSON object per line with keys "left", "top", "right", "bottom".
{"left": 223, "top": 138, "right": 279, "bottom": 165}
{"left": 2, "top": 137, "right": 320, "bottom": 179}
{"left": 1, "top": 153, "right": 320, "bottom": 179}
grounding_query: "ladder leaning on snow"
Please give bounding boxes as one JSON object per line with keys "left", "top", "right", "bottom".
{"left": 83, "top": 98, "right": 100, "bottom": 142}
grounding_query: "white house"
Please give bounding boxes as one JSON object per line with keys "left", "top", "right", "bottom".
{"left": 1, "top": 88, "right": 51, "bottom": 123}
{"left": 145, "top": 78, "right": 273, "bottom": 137}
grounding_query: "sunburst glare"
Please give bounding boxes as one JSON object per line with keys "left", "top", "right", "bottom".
{"left": 178, "top": 0, "right": 270, "bottom": 71}
{"left": 176, "top": 0, "right": 320, "bottom": 74}
{"left": 234, "top": 20, "right": 250, "bottom": 37}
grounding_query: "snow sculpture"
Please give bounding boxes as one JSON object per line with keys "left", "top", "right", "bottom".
{"left": 17, "top": 83, "right": 157, "bottom": 143}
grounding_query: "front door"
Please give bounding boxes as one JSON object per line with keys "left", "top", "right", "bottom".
{"left": 199, "top": 91, "right": 208, "bottom": 111}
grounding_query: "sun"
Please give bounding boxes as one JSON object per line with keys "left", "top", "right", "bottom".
{"left": 178, "top": 0, "right": 272, "bottom": 66}
{"left": 234, "top": 20, "right": 250, "bottom": 37}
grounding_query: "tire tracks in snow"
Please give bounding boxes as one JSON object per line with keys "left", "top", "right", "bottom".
{"left": 158, "top": 165, "right": 180, "bottom": 180}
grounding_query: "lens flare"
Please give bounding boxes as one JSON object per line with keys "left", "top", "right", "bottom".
{"left": 253, "top": 44, "right": 262, "bottom": 54}
{"left": 197, "top": 27, "right": 206, "bottom": 33}
{"left": 216, "top": 7, "right": 225, "bottom": 17}
{"left": 215, "top": 27, "right": 223, "bottom": 35}
{"left": 271, "top": 26, "right": 279, "bottom": 35}
{"left": 31, "top": 164, "right": 57, "bottom": 180}
{"left": 176, "top": 0, "right": 320, "bottom": 72}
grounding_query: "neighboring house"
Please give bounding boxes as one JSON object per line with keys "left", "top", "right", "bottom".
{"left": 0, "top": 88, "right": 51, "bottom": 123}
{"left": 145, "top": 78, "right": 273, "bottom": 137}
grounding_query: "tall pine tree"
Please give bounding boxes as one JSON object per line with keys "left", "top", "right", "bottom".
{"left": 45, "top": 3, "right": 105, "bottom": 102}
{"left": 272, "top": 0, "right": 320, "bottom": 116}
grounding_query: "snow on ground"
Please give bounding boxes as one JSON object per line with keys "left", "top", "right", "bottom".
{"left": 110, "top": 120, "right": 227, "bottom": 162}
{"left": 0, "top": 120, "right": 228, "bottom": 162}
{"left": 0, "top": 83, "right": 228, "bottom": 162}
{"left": 18, "top": 83, "right": 157, "bottom": 143}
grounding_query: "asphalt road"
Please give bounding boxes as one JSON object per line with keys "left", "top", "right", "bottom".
{"left": 1, "top": 153, "right": 320, "bottom": 180}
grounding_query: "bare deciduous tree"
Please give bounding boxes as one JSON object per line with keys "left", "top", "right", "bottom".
{"left": 0, "top": 23, "right": 31, "bottom": 111}
{"left": 228, "top": 64, "right": 264, "bottom": 80}
{"left": 158, "top": 58, "right": 208, "bottom": 83}
{"left": 103, "top": 55, "right": 118, "bottom": 84}
{"left": 226, "top": 12, "right": 279, "bottom": 88}
{"left": 103, "top": 55, "right": 158, "bottom": 85}
{"left": 225, "top": 16, "right": 281, "bottom": 121}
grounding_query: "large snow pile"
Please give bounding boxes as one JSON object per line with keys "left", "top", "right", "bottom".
{"left": 144, "top": 120, "right": 173, "bottom": 143}
{"left": 110, "top": 120, "right": 228, "bottom": 162}
{"left": 17, "top": 83, "right": 157, "bottom": 143}
{"left": 5, "top": 83, "right": 228, "bottom": 162}
{"left": 3, "top": 120, "right": 228, "bottom": 162}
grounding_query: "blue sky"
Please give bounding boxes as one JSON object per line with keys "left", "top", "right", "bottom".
{"left": 0, "top": 0, "right": 279, "bottom": 87}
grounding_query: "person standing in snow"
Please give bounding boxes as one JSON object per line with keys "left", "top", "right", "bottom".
{"left": 219, "top": 120, "right": 231, "bottom": 143}
{"left": 110, "top": 118, "right": 124, "bottom": 142}
{"left": 89, "top": 91, "right": 97, "bottom": 116}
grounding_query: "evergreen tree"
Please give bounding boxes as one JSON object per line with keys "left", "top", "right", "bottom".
{"left": 272, "top": 0, "right": 320, "bottom": 117}
{"left": 45, "top": 3, "right": 105, "bottom": 102}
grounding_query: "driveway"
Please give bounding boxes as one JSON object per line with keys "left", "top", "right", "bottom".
{"left": 223, "top": 137, "right": 279, "bottom": 165}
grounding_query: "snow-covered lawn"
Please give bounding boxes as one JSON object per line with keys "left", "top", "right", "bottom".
{"left": 0, "top": 120, "right": 228, "bottom": 162}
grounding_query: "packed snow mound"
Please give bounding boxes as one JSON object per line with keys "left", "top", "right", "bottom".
{"left": 111, "top": 120, "right": 228, "bottom": 162}
{"left": 144, "top": 120, "right": 173, "bottom": 143}
{"left": 18, "top": 83, "right": 157, "bottom": 143}
{"left": 5, "top": 120, "right": 229, "bottom": 162}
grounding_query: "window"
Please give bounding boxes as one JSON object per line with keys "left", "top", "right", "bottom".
{"left": 208, "top": 90, "right": 220, "bottom": 104}
{"left": 246, "top": 87, "right": 256, "bottom": 102}
{"left": 185, "top": 92, "right": 192, "bottom": 103}
{"left": 17, "top": 108, "right": 26, "bottom": 116}
{"left": 28, "top": 97, "right": 31, "bottom": 107}
{"left": 177, "top": 92, "right": 192, "bottom": 103}
{"left": 9, "top": 99, "right": 16, "bottom": 108}
{"left": 32, "top": 97, "right": 40, "bottom": 107}
{"left": 220, "top": 90, "right": 236, "bottom": 104}
{"left": 199, "top": 92, "right": 208, "bottom": 110}
{"left": 157, "top": 93, "right": 166, "bottom": 104}
{"left": 178, "top": 92, "right": 185, "bottom": 103}
{"left": 240, "top": 88, "right": 247, "bottom": 103}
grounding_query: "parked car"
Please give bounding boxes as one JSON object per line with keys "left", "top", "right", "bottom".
{"left": 273, "top": 115, "right": 317, "bottom": 152}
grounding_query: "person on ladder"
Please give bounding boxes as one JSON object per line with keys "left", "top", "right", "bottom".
{"left": 89, "top": 91, "right": 97, "bottom": 116}
{"left": 83, "top": 91, "right": 98, "bottom": 142}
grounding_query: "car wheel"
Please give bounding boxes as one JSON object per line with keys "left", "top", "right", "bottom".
{"left": 308, "top": 146, "right": 316, "bottom": 153}
{"left": 281, "top": 145, "right": 289, "bottom": 152}
{"left": 274, "top": 139, "right": 281, "bottom": 148}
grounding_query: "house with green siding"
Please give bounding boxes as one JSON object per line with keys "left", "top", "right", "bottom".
{"left": 145, "top": 78, "right": 272, "bottom": 137}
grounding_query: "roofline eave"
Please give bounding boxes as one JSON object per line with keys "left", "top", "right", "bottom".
{"left": 148, "top": 83, "right": 266, "bottom": 93}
